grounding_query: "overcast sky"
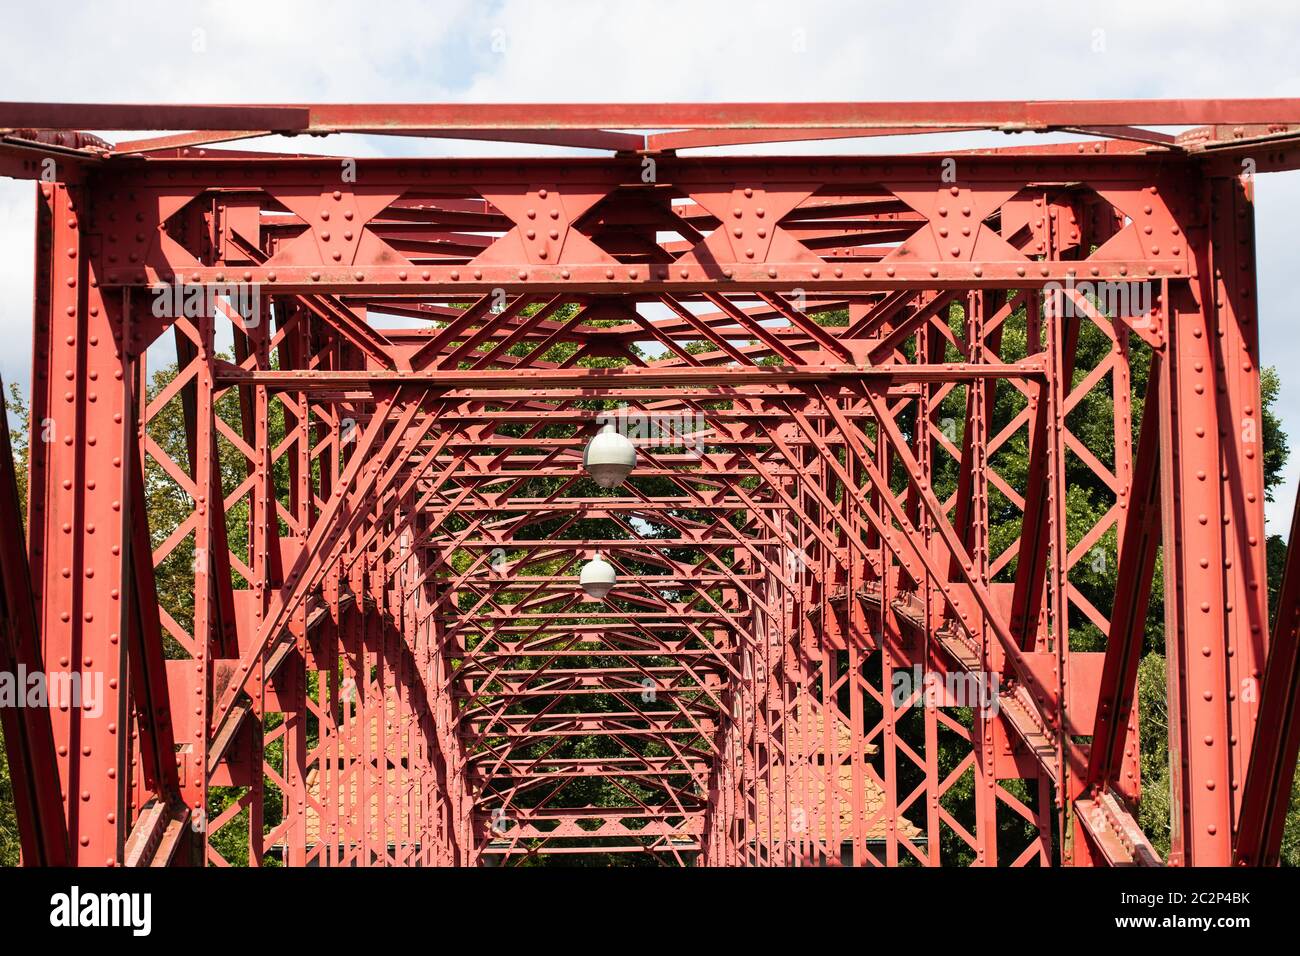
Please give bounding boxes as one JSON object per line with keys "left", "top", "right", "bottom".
{"left": 2, "top": 0, "right": 1298, "bottom": 530}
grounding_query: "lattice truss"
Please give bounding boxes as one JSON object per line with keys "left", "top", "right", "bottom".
{"left": 1, "top": 102, "right": 1297, "bottom": 867}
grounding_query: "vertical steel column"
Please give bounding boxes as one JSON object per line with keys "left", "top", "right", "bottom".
{"left": 191, "top": 306, "right": 221, "bottom": 862}
{"left": 0, "top": 371, "right": 69, "bottom": 864}
{"left": 1206, "top": 175, "right": 1268, "bottom": 811}
{"left": 966, "top": 291, "right": 998, "bottom": 866}
{"left": 1160, "top": 167, "right": 1267, "bottom": 863}
{"left": 917, "top": 315, "right": 943, "bottom": 865}
{"left": 27, "top": 182, "right": 133, "bottom": 864}
{"left": 1043, "top": 287, "right": 1075, "bottom": 864}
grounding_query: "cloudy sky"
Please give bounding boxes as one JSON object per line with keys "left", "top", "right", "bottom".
{"left": 2, "top": 0, "right": 1298, "bottom": 529}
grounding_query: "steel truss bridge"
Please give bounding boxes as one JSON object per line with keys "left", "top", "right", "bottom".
{"left": 1, "top": 100, "right": 1299, "bottom": 867}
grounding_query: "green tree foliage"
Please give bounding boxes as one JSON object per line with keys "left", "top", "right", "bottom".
{"left": 0, "top": 724, "right": 17, "bottom": 865}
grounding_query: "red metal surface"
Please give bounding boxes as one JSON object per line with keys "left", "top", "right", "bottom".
{"left": 4, "top": 97, "right": 1300, "bottom": 132}
{"left": 0, "top": 99, "right": 1296, "bottom": 866}
{"left": 0, "top": 382, "right": 69, "bottom": 865}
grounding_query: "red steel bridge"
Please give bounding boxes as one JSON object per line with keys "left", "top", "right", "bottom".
{"left": 1, "top": 100, "right": 1299, "bottom": 867}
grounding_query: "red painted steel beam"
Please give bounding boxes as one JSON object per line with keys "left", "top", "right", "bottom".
{"left": 211, "top": 363, "right": 1044, "bottom": 391}
{"left": 24, "top": 182, "right": 136, "bottom": 866}
{"left": 6, "top": 98, "right": 1300, "bottom": 134}
{"left": 646, "top": 125, "right": 981, "bottom": 151}
{"left": 1235, "top": 480, "right": 1300, "bottom": 865}
{"left": 1087, "top": 353, "right": 1163, "bottom": 796}
{"left": 112, "top": 127, "right": 646, "bottom": 154}
{"left": 0, "top": 134, "right": 97, "bottom": 182}
{"left": 0, "top": 380, "right": 70, "bottom": 865}
{"left": 1076, "top": 789, "right": 1161, "bottom": 866}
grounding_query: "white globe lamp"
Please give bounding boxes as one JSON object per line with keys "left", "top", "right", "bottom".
{"left": 580, "top": 552, "right": 617, "bottom": 600}
{"left": 583, "top": 423, "right": 637, "bottom": 489}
